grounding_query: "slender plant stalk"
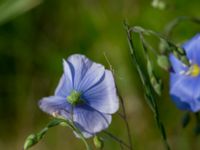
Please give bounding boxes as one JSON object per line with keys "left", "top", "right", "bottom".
{"left": 118, "top": 90, "right": 133, "bottom": 150}
{"left": 104, "top": 53, "right": 133, "bottom": 150}
{"left": 124, "top": 22, "right": 170, "bottom": 150}
{"left": 103, "top": 131, "right": 131, "bottom": 149}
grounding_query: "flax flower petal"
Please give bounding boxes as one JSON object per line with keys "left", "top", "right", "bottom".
{"left": 73, "top": 105, "right": 111, "bottom": 134}
{"left": 83, "top": 70, "right": 119, "bottom": 114}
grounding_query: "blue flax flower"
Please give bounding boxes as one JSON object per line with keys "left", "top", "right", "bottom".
{"left": 39, "top": 54, "right": 119, "bottom": 138}
{"left": 170, "top": 34, "right": 200, "bottom": 112}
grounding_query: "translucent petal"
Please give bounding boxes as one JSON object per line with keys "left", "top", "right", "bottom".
{"left": 38, "top": 96, "right": 72, "bottom": 118}
{"left": 55, "top": 60, "right": 74, "bottom": 97}
{"left": 170, "top": 73, "right": 200, "bottom": 112}
{"left": 78, "top": 62, "right": 105, "bottom": 92}
{"left": 183, "top": 33, "right": 200, "bottom": 65}
{"left": 73, "top": 126, "right": 93, "bottom": 139}
{"left": 66, "top": 54, "right": 105, "bottom": 91}
{"left": 73, "top": 105, "right": 112, "bottom": 134}
{"left": 83, "top": 70, "right": 119, "bottom": 114}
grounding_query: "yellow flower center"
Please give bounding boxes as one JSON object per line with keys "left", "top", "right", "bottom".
{"left": 188, "top": 64, "right": 200, "bottom": 77}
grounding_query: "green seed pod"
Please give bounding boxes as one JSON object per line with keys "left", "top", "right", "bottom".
{"left": 177, "top": 47, "right": 185, "bottom": 55}
{"left": 159, "top": 39, "right": 170, "bottom": 53}
{"left": 153, "top": 79, "right": 162, "bottom": 96}
{"left": 173, "top": 51, "right": 179, "bottom": 59}
{"left": 93, "top": 135, "right": 104, "bottom": 149}
{"left": 157, "top": 55, "right": 171, "bottom": 71}
{"left": 147, "top": 59, "right": 162, "bottom": 95}
{"left": 150, "top": 76, "right": 162, "bottom": 95}
{"left": 150, "top": 76, "right": 157, "bottom": 86}
{"left": 181, "top": 56, "right": 190, "bottom": 66}
{"left": 147, "top": 59, "right": 153, "bottom": 76}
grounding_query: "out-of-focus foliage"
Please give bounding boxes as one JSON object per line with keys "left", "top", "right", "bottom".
{"left": 0, "top": 0, "right": 200, "bottom": 150}
{"left": 0, "top": 0, "right": 42, "bottom": 25}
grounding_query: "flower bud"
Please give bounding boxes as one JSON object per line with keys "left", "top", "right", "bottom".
{"left": 23, "top": 134, "right": 38, "bottom": 150}
{"left": 150, "top": 76, "right": 162, "bottom": 95}
{"left": 93, "top": 136, "right": 104, "bottom": 149}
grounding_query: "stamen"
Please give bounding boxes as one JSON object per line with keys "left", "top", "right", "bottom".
{"left": 52, "top": 111, "right": 58, "bottom": 117}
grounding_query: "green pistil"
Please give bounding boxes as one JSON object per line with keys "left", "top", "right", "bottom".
{"left": 67, "top": 90, "right": 84, "bottom": 105}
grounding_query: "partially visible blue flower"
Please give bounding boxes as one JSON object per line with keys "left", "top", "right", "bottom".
{"left": 39, "top": 54, "right": 119, "bottom": 138}
{"left": 170, "top": 34, "right": 200, "bottom": 112}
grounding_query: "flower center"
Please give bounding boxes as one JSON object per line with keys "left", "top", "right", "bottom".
{"left": 67, "top": 90, "right": 84, "bottom": 105}
{"left": 188, "top": 64, "right": 200, "bottom": 77}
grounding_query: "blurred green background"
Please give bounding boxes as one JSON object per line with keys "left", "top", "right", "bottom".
{"left": 1, "top": 0, "right": 200, "bottom": 150}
